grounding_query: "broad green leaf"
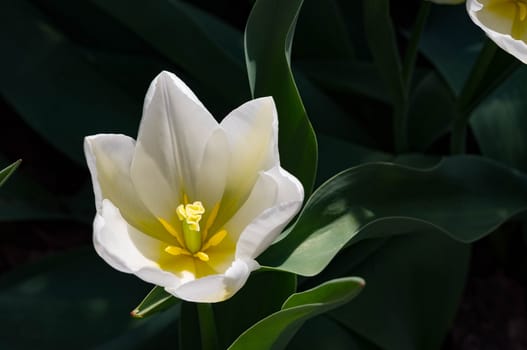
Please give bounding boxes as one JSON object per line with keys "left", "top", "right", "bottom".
{"left": 260, "top": 155, "right": 527, "bottom": 275}
{"left": 0, "top": 247, "right": 178, "bottom": 349}
{"left": 329, "top": 231, "right": 470, "bottom": 350}
{"left": 0, "top": 159, "right": 21, "bottom": 187}
{"left": 91, "top": 0, "right": 249, "bottom": 112}
{"left": 294, "top": 0, "right": 354, "bottom": 60}
{"left": 298, "top": 60, "right": 389, "bottom": 103}
{"left": 289, "top": 315, "right": 381, "bottom": 350}
{"left": 471, "top": 66, "right": 527, "bottom": 173}
{"left": 245, "top": 0, "right": 318, "bottom": 195}
{"left": 0, "top": 0, "right": 140, "bottom": 165}
{"left": 316, "top": 134, "right": 390, "bottom": 185}
{"left": 420, "top": 4, "right": 483, "bottom": 94}
{"left": 407, "top": 71, "right": 456, "bottom": 151}
{"left": 131, "top": 286, "right": 179, "bottom": 319}
{"left": 296, "top": 73, "right": 376, "bottom": 147}
{"left": 227, "top": 277, "right": 364, "bottom": 350}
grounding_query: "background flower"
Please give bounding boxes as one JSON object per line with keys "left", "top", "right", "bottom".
{"left": 467, "top": 0, "right": 527, "bottom": 63}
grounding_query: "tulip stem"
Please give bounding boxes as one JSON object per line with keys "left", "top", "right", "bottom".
{"left": 197, "top": 303, "right": 219, "bottom": 350}
{"left": 402, "top": 1, "right": 431, "bottom": 87}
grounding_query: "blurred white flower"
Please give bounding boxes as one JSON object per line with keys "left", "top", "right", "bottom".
{"left": 84, "top": 71, "right": 303, "bottom": 302}
{"left": 467, "top": 0, "right": 527, "bottom": 63}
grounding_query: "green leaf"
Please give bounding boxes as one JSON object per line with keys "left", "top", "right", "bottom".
{"left": 131, "top": 286, "right": 179, "bottom": 319}
{"left": 298, "top": 60, "right": 389, "bottom": 103}
{"left": 363, "top": 0, "right": 404, "bottom": 106}
{"left": 0, "top": 159, "right": 21, "bottom": 188}
{"left": 260, "top": 155, "right": 527, "bottom": 275}
{"left": 316, "top": 134, "right": 391, "bottom": 184}
{"left": 289, "top": 315, "right": 381, "bottom": 350}
{"left": 214, "top": 271, "right": 297, "bottom": 349}
{"left": 227, "top": 277, "right": 364, "bottom": 350}
{"left": 245, "top": 0, "right": 318, "bottom": 195}
{"left": 407, "top": 71, "right": 456, "bottom": 151}
{"left": 329, "top": 231, "right": 470, "bottom": 350}
{"left": 294, "top": 0, "right": 354, "bottom": 60}
{"left": 471, "top": 66, "right": 527, "bottom": 173}
{"left": 92, "top": 0, "right": 249, "bottom": 111}
{"left": 0, "top": 247, "right": 178, "bottom": 348}
{"left": 0, "top": 0, "right": 140, "bottom": 165}
{"left": 420, "top": 4, "right": 483, "bottom": 94}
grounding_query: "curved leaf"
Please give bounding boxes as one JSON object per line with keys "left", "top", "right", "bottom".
{"left": 131, "top": 286, "right": 179, "bottom": 319}
{"left": 227, "top": 277, "right": 364, "bottom": 350}
{"left": 330, "top": 231, "right": 470, "bottom": 350}
{"left": 471, "top": 66, "right": 527, "bottom": 173}
{"left": 91, "top": 0, "right": 249, "bottom": 109}
{"left": 261, "top": 155, "right": 527, "bottom": 275}
{"left": 0, "top": 0, "right": 140, "bottom": 164}
{"left": 245, "top": 0, "right": 318, "bottom": 195}
{"left": 0, "top": 159, "right": 21, "bottom": 187}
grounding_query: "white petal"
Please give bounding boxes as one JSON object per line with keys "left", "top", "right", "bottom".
{"left": 223, "top": 170, "right": 279, "bottom": 238}
{"left": 194, "top": 128, "right": 229, "bottom": 212}
{"left": 235, "top": 167, "right": 303, "bottom": 260}
{"left": 131, "top": 71, "right": 219, "bottom": 219}
{"left": 166, "top": 259, "right": 254, "bottom": 302}
{"left": 220, "top": 97, "right": 279, "bottom": 217}
{"left": 94, "top": 199, "right": 181, "bottom": 288}
{"left": 84, "top": 134, "right": 171, "bottom": 243}
{"left": 467, "top": 0, "right": 527, "bottom": 64}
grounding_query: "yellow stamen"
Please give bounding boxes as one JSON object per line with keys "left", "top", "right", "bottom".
{"left": 158, "top": 217, "right": 185, "bottom": 248}
{"left": 165, "top": 246, "right": 191, "bottom": 256}
{"left": 202, "top": 229, "right": 228, "bottom": 251}
{"left": 193, "top": 251, "right": 209, "bottom": 261}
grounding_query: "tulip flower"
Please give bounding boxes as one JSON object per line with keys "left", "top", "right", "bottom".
{"left": 467, "top": 0, "right": 527, "bottom": 63}
{"left": 84, "top": 71, "right": 304, "bottom": 302}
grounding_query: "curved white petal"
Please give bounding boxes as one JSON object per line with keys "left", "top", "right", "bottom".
{"left": 131, "top": 71, "right": 219, "bottom": 219}
{"left": 220, "top": 97, "right": 279, "bottom": 217}
{"left": 194, "top": 128, "right": 229, "bottom": 212}
{"left": 235, "top": 167, "right": 304, "bottom": 260}
{"left": 166, "top": 259, "right": 255, "bottom": 302}
{"left": 94, "top": 199, "right": 181, "bottom": 288}
{"left": 84, "top": 134, "right": 171, "bottom": 243}
{"left": 467, "top": 0, "right": 527, "bottom": 64}
{"left": 223, "top": 170, "right": 278, "bottom": 238}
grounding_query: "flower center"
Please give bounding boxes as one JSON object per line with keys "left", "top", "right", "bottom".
{"left": 157, "top": 199, "right": 227, "bottom": 262}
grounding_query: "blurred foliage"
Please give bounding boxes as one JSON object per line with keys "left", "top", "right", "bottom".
{"left": 2, "top": 0, "right": 527, "bottom": 349}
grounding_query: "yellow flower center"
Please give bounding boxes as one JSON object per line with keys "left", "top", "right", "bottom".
{"left": 157, "top": 198, "right": 227, "bottom": 262}
{"left": 483, "top": 0, "right": 527, "bottom": 39}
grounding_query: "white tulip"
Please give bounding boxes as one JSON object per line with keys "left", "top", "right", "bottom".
{"left": 467, "top": 0, "right": 527, "bottom": 63}
{"left": 84, "top": 71, "right": 304, "bottom": 303}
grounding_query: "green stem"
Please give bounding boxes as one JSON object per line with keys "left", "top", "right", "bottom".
{"left": 394, "top": 0, "right": 431, "bottom": 153}
{"left": 402, "top": 1, "right": 431, "bottom": 87}
{"left": 393, "top": 102, "right": 409, "bottom": 153}
{"left": 197, "top": 303, "right": 219, "bottom": 350}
